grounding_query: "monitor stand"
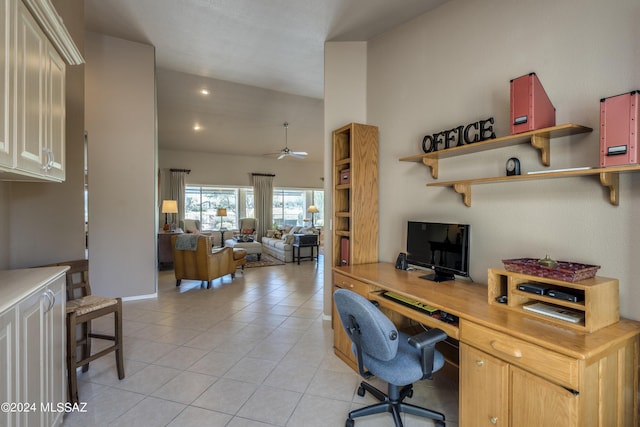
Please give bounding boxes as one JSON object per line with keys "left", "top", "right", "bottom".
{"left": 419, "top": 270, "right": 455, "bottom": 282}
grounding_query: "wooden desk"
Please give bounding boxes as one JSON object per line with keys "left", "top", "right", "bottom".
{"left": 333, "top": 263, "right": 640, "bottom": 427}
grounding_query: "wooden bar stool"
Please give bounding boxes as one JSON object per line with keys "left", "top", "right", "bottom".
{"left": 57, "top": 260, "right": 125, "bottom": 403}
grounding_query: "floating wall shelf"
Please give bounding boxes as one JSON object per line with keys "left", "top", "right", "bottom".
{"left": 399, "top": 123, "right": 593, "bottom": 179}
{"left": 428, "top": 165, "right": 640, "bottom": 207}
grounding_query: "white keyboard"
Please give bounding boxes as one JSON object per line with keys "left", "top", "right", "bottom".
{"left": 523, "top": 302, "right": 584, "bottom": 324}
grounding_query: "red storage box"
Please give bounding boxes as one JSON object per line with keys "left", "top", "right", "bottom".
{"left": 510, "top": 73, "right": 556, "bottom": 134}
{"left": 340, "top": 237, "right": 350, "bottom": 265}
{"left": 340, "top": 168, "right": 350, "bottom": 184}
{"left": 599, "top": 90, "right": 639, "bottom": 167}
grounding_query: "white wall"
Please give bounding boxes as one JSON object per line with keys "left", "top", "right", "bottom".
{"left": 323, "top": 41, "right": 368, "bottom": 316}
{"left": 159, "top": 149, "right": 323, "bottom": 189}
{"left": 85, "top": 33, "right": 157, "bottom": 298}
{"left": 360, "top": 0, "right": 639, "bottom": 319}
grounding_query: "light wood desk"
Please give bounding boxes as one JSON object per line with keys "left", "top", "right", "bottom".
{"left": 332, "top": 262, "right": 639, "bottom": 427}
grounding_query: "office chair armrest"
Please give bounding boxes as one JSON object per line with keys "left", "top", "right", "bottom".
{"left": 408, "top": 328, "right": 447, "bottom": 379}
{"left": 408, "top": 328, "right": 447, "bottom": 349}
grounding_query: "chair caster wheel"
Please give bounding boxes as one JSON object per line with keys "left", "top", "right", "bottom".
{"left": 435, "top": 420, "right": 445, "bottom": 427}
{"left": 357, "top": 386, "right": 365, "bottom": 397}
{"left": 345, "top": 418, "right": 354, "bottom": 427}
{"left": 406, "top": 389, "right": 413, "bottom": 398}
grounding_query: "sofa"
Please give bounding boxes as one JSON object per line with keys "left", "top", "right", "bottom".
{"left": 261, "top": 226, "right": 318, "bottom": 262}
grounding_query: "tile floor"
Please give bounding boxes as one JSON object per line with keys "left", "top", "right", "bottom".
{"left": 62, "top": 255, "right": 459, "bottom": 426}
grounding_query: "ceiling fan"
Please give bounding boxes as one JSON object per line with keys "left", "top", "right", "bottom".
{"left": 265, "top": 122, "right": 308, "bottom": 159}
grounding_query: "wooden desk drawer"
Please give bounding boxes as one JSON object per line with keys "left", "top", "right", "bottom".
{"left": 461, "top": 320, "right": 579, "bottom": 389}
{"left": 333, "top": 272, "right": 370, "bottom": 296}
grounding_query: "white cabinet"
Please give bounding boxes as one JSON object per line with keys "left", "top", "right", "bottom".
{"left": 11, "top": 0, "right": 65, "bottom": 181}
{"left": 0, "top": 307, "right": 17, "bottom": 427}
{"left": 0, "top": 267, "right": 67, "bottom": 427}
{"left": 0, "top": 0, "right": 75, "bottom": 182}
{"left": 18, "top": 274, "right": 65, "bottom": 427}
{"left": 0, "top": 0, "right": 14, "bottom": 168}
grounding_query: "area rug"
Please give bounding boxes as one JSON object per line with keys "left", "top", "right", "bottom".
{"left": 245, "top": 253, "right": 285, "bottom": 268}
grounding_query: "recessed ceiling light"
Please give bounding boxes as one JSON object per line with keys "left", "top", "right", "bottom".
{"left": 193, "top": 123, "right": 202, "bottom": 131}
{"left": 199, "top": 89, "right": 210, "bottom": 95}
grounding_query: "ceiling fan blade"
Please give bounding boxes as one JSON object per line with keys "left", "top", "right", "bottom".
{"left": 291, "top": 151, "right": 308, "bottom": 156}
{"left": 289, "top": 152, "right": 306, "bottom": 159}
{"left": 277, "top": 153, "right": 286, "bottom": 160}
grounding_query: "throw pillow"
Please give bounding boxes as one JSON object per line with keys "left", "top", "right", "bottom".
{"left": 273, "top": 230, "right": 283, "bottom": 239}
{"left": 241, "top": 228, "right": 254, "bottom": 235}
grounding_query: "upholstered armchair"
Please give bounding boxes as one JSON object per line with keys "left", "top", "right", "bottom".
{"left": 179, "top": 219, "right": 201, "bottom": 233}
{"left": 171, "top": 234, "right": 236, "bottom": 289}
{"left": 237, "top": 218, "right": 258, "bottom": 239}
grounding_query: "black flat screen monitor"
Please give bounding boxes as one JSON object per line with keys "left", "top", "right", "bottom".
{"left": 406, "top": 221, "right": 470, "bottom": 282}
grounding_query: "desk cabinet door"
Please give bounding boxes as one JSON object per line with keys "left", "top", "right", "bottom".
{"left": 332, "top": 284, "right": 357, "bottom": 370}
{"left": 510, "top": 366, "right": 578, "bottom": 427}
{"left": 460, "top": 343, "right": 508, "bottom": 426}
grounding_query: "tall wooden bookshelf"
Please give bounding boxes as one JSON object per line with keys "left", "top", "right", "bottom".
{"left": 332, "top": 123, "right": 379, "bottom": 268}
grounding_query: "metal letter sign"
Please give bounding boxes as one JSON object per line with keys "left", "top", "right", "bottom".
{"left": 422, "top": 117, "right": 496, "bottom": 153}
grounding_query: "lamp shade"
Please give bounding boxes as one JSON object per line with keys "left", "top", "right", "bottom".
{"left": 161, "top": 200, "right": 178, "bottom": 214}
{"left": 307, "top": 205, "right": 319, "bottom": 213}
{"left": 217, "top": 208, "right": 227, "bottom": 216}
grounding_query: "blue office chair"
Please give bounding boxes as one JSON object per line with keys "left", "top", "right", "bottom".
{"left": 334, "top": 289, "right": 447, "bottom": 427}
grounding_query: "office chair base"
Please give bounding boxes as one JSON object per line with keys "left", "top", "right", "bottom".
{"left": 347, "top": 381, "right": 445, "bottom": 427}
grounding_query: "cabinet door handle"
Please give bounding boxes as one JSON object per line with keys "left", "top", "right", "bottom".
{"left": 41, "top": 148, "right": 53, "bottom": 171}
{"left": 41, "top": 292, "right": 50, "bottom": 310}
{"left": 490, "top": 340, "right": 522, "bottom": 358}
{"left": 42, "top": 290, "right": 54, "bottom": 313}
{"left": 41, "top": 148, "right": 50, "bottom": 170}
{"left": 489, "top": 416, "right": 498, "bottom": 424}
{"left": 475, "top": 359, "right": 484, "bottom": 367}
{"left": 48, "top": 150, "right": 55, "bottom": 169}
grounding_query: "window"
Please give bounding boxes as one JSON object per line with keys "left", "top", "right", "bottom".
{"left": 186, "top": 185, "right": 323, "bottom": 230}
{"left": 185, "top": 187, "right": 241, "bottom": 230}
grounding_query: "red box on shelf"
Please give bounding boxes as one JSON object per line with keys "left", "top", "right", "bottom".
{"left": 340, "top": 168, "right": 350, "bottom": 184}
{"left": 510, "top": 73, "right": 556, "bottom": 134}
{"left": 340, "top": 237, "right": 350, "bottom": 265}
{"left": 599, "top": 90, "right": 639, "bottom": 167}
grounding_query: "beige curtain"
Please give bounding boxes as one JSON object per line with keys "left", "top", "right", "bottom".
{"left": 170, "top": 169, "right": 190, "bottom": 225}
{"left": 252, "top": 173, "right": 274, "bottom": 242}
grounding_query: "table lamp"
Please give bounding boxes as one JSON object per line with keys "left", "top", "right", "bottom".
{"left": 161, "top": 200, "right": 178, "bottom": 231}
{"left": 307, "top": 205, "right": 319, "bottom": 227}
{"left": 217, "top": 208, "right": 227, "bottom": 230}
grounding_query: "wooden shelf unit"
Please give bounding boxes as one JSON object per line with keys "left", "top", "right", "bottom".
{"left": 487, "top": 268, "right": 619, "bottom": 332}
{"left": 399, "top": 123, "right": 592, "bottom": 179}
{"left": 331, "top": 122, "right": 378, "bottom": 268}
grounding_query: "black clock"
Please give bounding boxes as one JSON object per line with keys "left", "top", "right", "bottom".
{"left": 506, "top": 157, "right": 521, "bottom": 176}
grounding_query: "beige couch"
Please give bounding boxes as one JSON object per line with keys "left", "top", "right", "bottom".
{"left": 261, "top": 226, "right": 318, "bottom": 262}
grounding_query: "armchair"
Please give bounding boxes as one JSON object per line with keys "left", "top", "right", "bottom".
{"left": 179, "top": 219, "right": 201, "bottom": 233}
{"left": 171, "top": 234, "right": 237, "bottom": 289}
{"left": 237, "top": 218, "right": 258, "bottom": 240}
{"left": 333, "top": 289, "right": 447, "bottom": 427}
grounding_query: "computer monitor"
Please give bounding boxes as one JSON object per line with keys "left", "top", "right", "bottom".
{"left": 406, "top": 221, "right": 470, "bottom": 282}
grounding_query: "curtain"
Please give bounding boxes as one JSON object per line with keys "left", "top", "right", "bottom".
{"left": 252, "top": 173, "right": 274, "bottom": 242}
{"left": 169, "top": 169, "right": 190, "bottom": 226}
